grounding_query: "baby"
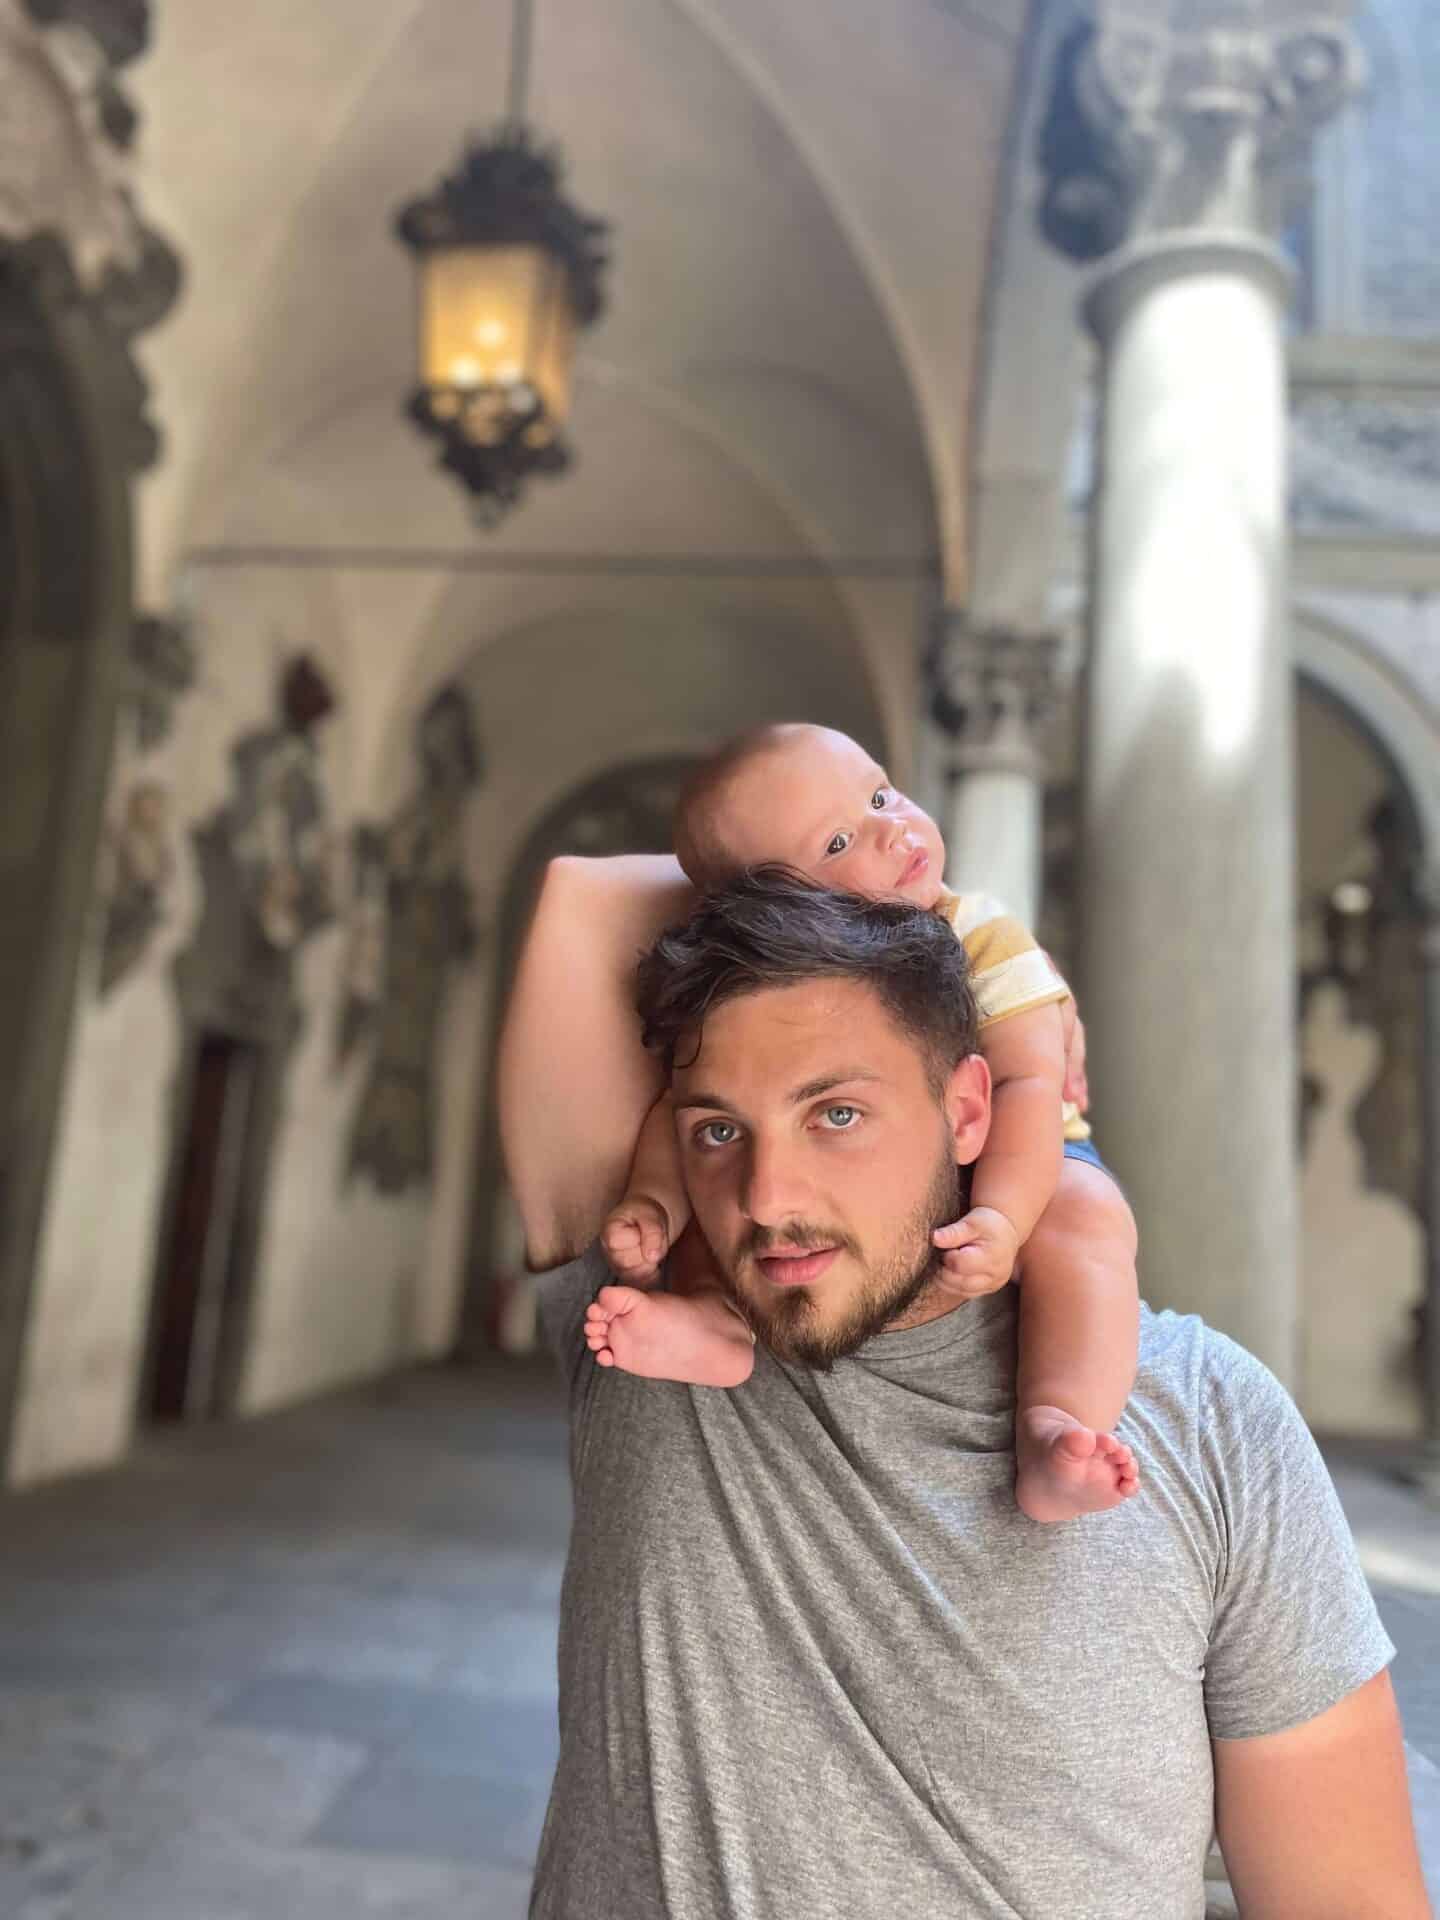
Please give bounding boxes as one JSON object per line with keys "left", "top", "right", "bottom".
{"left": 585, "top": 723, "right": 1140, "bottom": 1523}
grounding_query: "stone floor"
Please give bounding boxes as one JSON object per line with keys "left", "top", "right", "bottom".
{"left": 0, "top": 1361, "right": 1436, "bottom": 1919}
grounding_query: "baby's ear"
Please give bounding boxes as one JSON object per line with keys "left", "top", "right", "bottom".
{"left": 943, "top": 1053, "right": 991, "bottom": 1167}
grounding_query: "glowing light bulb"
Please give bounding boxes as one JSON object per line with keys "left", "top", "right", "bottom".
{"left": 449, "top": 355, "right": 481, "bottom": 387}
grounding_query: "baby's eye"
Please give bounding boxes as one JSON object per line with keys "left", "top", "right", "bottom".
{"left": 824, "top": 832, "right": 852, "bottom": 858}
{"left": 695, "top": 1119, "right": 739, "bottom": 1149}
{"left": 871, "top": 787, "right": 890, "bottom": 810}
{"left": 819, "top": 1105, "right": 860, "bottom": 1130}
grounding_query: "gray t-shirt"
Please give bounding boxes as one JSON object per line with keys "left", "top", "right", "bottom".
{"left": 531, "top": 1247, "right": 1393, "bottom": 1920}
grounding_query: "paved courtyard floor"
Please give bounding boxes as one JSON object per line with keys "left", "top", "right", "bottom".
{"left": 0, "top": 1359, "right": 1436, "bottom": 1919}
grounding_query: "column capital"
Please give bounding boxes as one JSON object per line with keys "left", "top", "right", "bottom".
{"left": 1039, "top": 1, "right": 1363, "bottom": 267}
{"left": 926, "top": 612, "right": 1062, "bottom": 778}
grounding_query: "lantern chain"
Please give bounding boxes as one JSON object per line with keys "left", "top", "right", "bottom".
{"left": 505, "top": 0, "right": 535, "bottom": 131}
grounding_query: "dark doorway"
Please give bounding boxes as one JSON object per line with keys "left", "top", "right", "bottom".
{"left": 146, "top": 1032, "right": 260, "bottom": 1422}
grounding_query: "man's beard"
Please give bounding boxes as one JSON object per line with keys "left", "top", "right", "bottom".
{"left": 721, "top": 1143, "right": 968, "bottom": 1371}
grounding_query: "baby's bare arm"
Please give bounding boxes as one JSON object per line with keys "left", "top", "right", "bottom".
{"left": 1017, "top": 1159, "right": 1139, "bottom": 1432}
{"left": 971, "top": 1001, "right": 1067, "bottom": 1247}
{"left": 498, "top": 854, "right": 694, "bottom": 1270}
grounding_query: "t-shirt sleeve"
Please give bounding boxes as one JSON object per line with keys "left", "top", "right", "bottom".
{"left": 534, "top": 1244, "right": 609, "bottom": 1406}
{"left": 1200, "top": 1334, "right": 1395, "bottom": 1741}
{"left": 946, "top": 891, "right": 1069, "bottom": 1029}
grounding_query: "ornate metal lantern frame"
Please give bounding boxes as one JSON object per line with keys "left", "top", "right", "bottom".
{"left": 393, "top": 0, "right": 609, "bottom": 524}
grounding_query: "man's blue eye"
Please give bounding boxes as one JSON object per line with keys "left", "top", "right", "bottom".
{"left": 824, "top": 1106, "right": 859, "bottom": 1127}
{"left": 699, "top": 1121, "right": 737, "bottom": 1147}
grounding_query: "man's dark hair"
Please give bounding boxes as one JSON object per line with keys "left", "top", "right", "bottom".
{"left": 636, "top": 865, "right": 979, "bottom": 1090}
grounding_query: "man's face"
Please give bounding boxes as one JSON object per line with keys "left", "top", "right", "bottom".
{"left": 672, "top": 978, "right": 988, "bottom": 1367}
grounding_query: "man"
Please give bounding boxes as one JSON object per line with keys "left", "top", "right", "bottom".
{"left": 501, "top": 860, "right": 1429, "bottom": 1919}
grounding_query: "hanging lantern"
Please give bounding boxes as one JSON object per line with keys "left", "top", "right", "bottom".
{"left": 394, "top": 4, "right": 609, "bottom": 524}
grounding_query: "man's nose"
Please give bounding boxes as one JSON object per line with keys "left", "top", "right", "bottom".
{"left": 740, "top": 1134, "right": 808, "bottom": 1226}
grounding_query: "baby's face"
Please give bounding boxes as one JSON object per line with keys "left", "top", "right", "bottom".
{"left": 718, "top": 728, "right": 946, "bottom": 908}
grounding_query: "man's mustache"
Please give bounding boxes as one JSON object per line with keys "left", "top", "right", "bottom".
{"left": 741, "top": 1222, "right": 860, "bottom": 1261}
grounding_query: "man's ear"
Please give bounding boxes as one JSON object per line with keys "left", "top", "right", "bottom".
{"left": 942, "top": 1052, "right": 991, "bottom": 1167}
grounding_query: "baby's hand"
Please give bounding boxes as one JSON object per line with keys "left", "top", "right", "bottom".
{"left": 601, "top": 1194, "right": 673, "bottom": 1284}
{"left": 931, "top": 1207, "right": 1020, "bottom": 1298}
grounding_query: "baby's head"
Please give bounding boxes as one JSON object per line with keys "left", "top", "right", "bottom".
{"left": 673, "top": 723, "right": 946, "bottom": 910}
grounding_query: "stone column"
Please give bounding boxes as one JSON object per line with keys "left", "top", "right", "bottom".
{"left": 1039, "top": 3, "right": 1360, "bottom": 1378}
{"left": 927, "top": 613, "right": 1060, "bottom": 928}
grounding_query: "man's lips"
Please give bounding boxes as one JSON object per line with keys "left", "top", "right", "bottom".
{"left": 754, "top": 1246, "right": 840, "bottom": 1288}
{"left": 897, "top": 847, "right": 929, "bottom": 887}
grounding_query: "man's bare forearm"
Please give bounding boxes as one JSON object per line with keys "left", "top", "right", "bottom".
{"left": 498, "top": 854, "right": 692, "bottom": 1269}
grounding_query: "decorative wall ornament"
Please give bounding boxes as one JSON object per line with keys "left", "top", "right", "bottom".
{"left": 1299, "top": 800, "right": 1424, "bottom": 1210}
{"left": 179, "top": 653, "right": 340, "bottom": 1006}
{"left": 335, "top": 823, "right": 389, "bottom": 1068}
{"left": 218, "top": 655, "right": 338, "bottom": 954}
{"left": 96, "top": 776, "right": 173, "bottom": 994}
{"left": 124, "top": 611, "right": 196, "bottom": 750}
{"left": 1038, "top": 3, "right": 1363, "bottom": 261}
{"left": 1343, "top": 801, "right": 1426, "bottom": 1226}
{"left": 346, "top": 684, "right": 483, "bottom": 1195}
{"left": 926, "top": 613, "right": 1062, "bottom": 778}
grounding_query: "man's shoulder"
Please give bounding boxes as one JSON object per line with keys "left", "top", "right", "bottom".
{"left": 534, "top": 1244, "right": 609, "bottom": 1377}
{"left": 1135, "top": 1303, "right": 1306, "bottom": 1468}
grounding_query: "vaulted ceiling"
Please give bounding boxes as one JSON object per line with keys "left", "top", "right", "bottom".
{"left": 127, "top": 0, "right": 1031, "bottom": 780}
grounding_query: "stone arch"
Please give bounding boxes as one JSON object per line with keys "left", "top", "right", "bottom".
{"left": 457, "top": 754, "right": 698, "bottom": 1351}
{"left": 1294, "top": 612, "right": 1440, "bottom": 865}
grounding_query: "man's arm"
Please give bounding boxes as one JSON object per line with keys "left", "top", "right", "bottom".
{"left": 498, "top": 853, "right": 693, "bottom": 1271}
{"left": 1213, "top": 1670, "right": 1430, "bottom": 1918}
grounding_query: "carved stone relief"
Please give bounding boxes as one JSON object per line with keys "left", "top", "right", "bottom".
{"left": 89, "top": 615, "right": 195, "bottom": 996}
{"left": 174, "top": 655, "right": 338, "bottom": 1038}
{"left": 97, "top": 777, "right": 171, "bottom": 994}
{"left": 124, "top": 612, "right": 196, "bottom": 751}
{"left": 1342, "top": 799, "right": 1425, "bottom": 1220}
{"left": 345, "top": 684, "right": 483, "bottom": 1195}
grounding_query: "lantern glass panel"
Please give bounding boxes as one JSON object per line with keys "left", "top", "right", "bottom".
{"left": 419, "top": 242, "right": 575, "bottom": 434}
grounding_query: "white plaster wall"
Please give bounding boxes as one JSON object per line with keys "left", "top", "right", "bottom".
{"left": 7, "top": 565, "right": 469, "bottom": 1483}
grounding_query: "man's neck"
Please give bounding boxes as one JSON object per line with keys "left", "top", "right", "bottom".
{"left": 882, "top": 1274, "right": 971, "bottom": 1336}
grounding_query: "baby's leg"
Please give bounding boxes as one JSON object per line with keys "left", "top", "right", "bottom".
{"left": 1014, "top": 1157, "right": 1141, "bottom": 1523}
{"left": 584, "top": 1284, "right": 755, "bottom": 1389}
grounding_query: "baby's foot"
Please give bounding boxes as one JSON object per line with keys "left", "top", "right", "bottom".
{"left": 1015, "top": 1405, "right": 1140, "bottom": 1524}
{"left": 583, "top": 1285, "right": 755, "bottom": 1389}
